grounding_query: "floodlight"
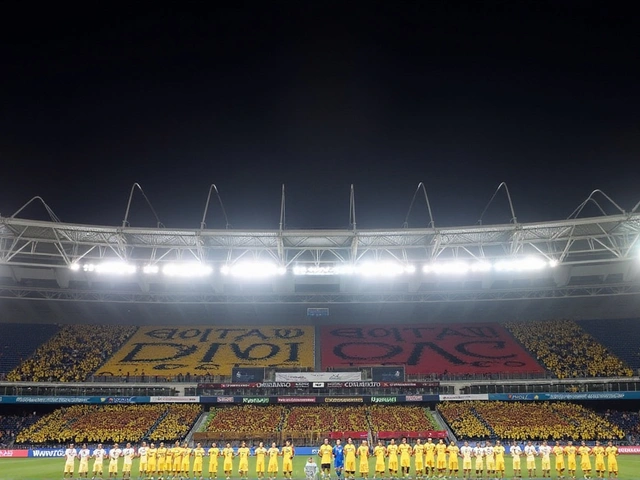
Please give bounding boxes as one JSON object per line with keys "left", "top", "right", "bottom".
{"left": 548, "top": 259, "right": 559, "bottom": 268}
{"left": 424, "top": 261, "right": 470, "bottom": 275}
{"left": 69, "top": 263, "right": 80, "bottom": 271}
{"left": 162, "top": 262, "right": 212, "bottom": 277}
{"left": 83, "top": 261, "right": 137, "bottom": 274}
{"left": 470, "top": 261, "right": 492, "bottom": 272}
{"left": 221, "top": 262, "right": 286, "bottom": 277}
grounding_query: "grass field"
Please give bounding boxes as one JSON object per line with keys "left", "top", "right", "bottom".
{"left": 1, "top": 456, "right": 639, "bottom": 480}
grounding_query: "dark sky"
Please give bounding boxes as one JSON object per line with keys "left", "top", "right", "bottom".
{"left": 1, "top": 2, "right": 639, "bottom": 229}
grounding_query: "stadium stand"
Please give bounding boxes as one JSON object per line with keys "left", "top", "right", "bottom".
{"left": 505, "top": 319, "right": 633, "bottom": 378}
{"left": 0, "top": 323, "right": 60, "bottom": 376}
{"left": 603, "top": 410, "right": 640, "bottom": 442}
{"left": 579, "top": 319, "right": 640, "bottom": 371}
{"left": 148, "top": 403, "right": 202, "bottom": 441}
{"left": 7, "top": 324, "right": 137, "bottom": 382}
{"left": 283, "top": 405, "right": 369, "bottom": 433}
{"left": 0, "top": 412, "right": 40, "bottom": 446}
{"left": 204, "top": 405, "right": 286, "bottom": 435}
{"left": 439, "top": 401, "right": 625, "bottom": 441}
{"left": 368, "top": 405, "right": 438, "bottom": 433}
{"left": 14, "top": 404, "right": 184, "bottom": 444}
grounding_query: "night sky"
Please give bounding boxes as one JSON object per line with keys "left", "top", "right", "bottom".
{"left": 1, "top": 2, "right": 639, "bottom": 229}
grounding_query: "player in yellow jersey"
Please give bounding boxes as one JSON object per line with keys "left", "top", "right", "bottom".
{"left": 553, "top": 441, "right": 565, "bottom": 479}
{"left": 193, "top": 442, "right": 205, "bottom": 480}
{"left": 447, "top": 441, "right": 460, "bottom": 478}
{"left": 182, "top": 442, "right": 193, "bottom": 478}
{"left": 593, "top": 441, "right": 605, "bottom": 479}
{"left": 413, "top": 439, "right": 425, "bottom": 479}
{"left": 564, "top": 441, "right": 577, "bottom": 479}
{"left": 319, "top": 438, "right": 333, "bottom": 480}
{"left": 282, "top": 440, "right": 295, "bottom": 479}
{"left": 164, "top": 443, "right": 173, "bottom": 479}
{"left": 223, "top": 443, "right": 234, "bottom": 480}
{"left": 208, "top": 443, "right": 220, "bottom": 480}
{"left": 255, "top": 442, "right": 268, "bottom": 480}
{"left": 435, "top": 439, "right": 447, "bottom": 477}
{"left": 578, "top": 441, "right": 592, "bottom": 479}
{"left": 424, "top": 439, "right": 435, "bottom": 478}
{"left": 386, "top": 439, "right": 399, "bottom": 478}
{"left": 172, "top": 441, "right": 183, "bottom": 476}
{"left": 157, "top": 442, "right": 167, "bottom": 478}
{"left": 357, "top": 440, "right": 370, "bottom": 479}
{"left": 344, "top": 438, "right": 357, "bottom": 480}
{"left": 605, "top": 441, "right": 618, "bottom": 478}
{"left": 373, "top": 440, "right": 386, "bottom": 479}
{"left": 398, "top": 438, "right": 411, "bottom": 479}
{"left": 267, "top": 442, "right": 280, "bottom": 480}
{"left": 493, "top": 440, "right": 505, "bottom": 479}
{"left": 238, "top": 441, "right": 250, "bottom": 480}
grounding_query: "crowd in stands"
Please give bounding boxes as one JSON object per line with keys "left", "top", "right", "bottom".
{"left": 149, "top": 404, "right": 202, "bottom": 441}
{"left": 283, "top": 406, "right": 369, "bottom": 433}
{"left": 15, "top": 404, "right": 167, "bottom": 444}
{"left": 369, "top": 405, "right": 437, "bottom": 433}
{"left": 7, "top": 325, "right": 137, "bottom": 382}
{"left": 437, "top": 402, "right": 491, "bottom": 438}
{"left": 439, "top": 401, "right": 625, "bottom": 441}
{"left": 0, "top": 412, "right": 40, "bottom": 447}
{"left": 505, "top": 319, "right": 633, "bottom": 378}
{"left": 603, "top": 409, "right": 640, "bottom": 441}
{"left": 204, "top": 405, "right": 286, "bottom": 434}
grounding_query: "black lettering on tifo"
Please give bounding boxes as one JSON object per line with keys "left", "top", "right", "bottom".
{"left": 333, "top": 342, "right": 402, "bottom": 361}
{"left": 120, "top": 343, "right": 197, "bottom": 362}
{"left": 454, "top": 340, "right": 516, "bottom": 359}
{"left": 274, "top": 328, "right": 304, "bottom": 339}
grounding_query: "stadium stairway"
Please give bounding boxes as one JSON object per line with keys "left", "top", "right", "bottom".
{"left": 144, "top": 408, "right": 170, "bottom": 440}
{"left": 470, "top": 407, "right": 497, "bottom": 439}
{"left": 0, "top": 323, "right": 60, "bottom": 374}
{"left": 578, "top": 319, "right": 640, "bottom": 371}
{"left": 185, "top": 411, "right": 211, "bottom": 446}
{"left": 429, "top": 408, "right": 457, "bottom": 442}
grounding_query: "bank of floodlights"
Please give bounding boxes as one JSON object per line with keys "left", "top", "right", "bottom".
{"left": 161, "top": 262, "right": 213, "bottom": 277}
{"left": 81, "top": 261, "right": 137, "bottom": 274}
{"left": 221, "top": 261, "right": 286, "bottom": 278}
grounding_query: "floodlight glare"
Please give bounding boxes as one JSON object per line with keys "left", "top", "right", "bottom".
{"left": 357, "top": 261, "right": 406, "bottom": 277}
{"left": 424, "top": 261, "right": 470, "bottom": 274}
{"left": 549, "top": 259, "right": 559, "bottom": 268}
{"left": 494, "top": 256, "right": 547, "bottom": 272}
{"left": 143, "top": 265, "right": 160, "bottom": 274}
{"left": 69, "top": 263, "right": 80, "bottom": 271}
{"left": 83, "top": 261, "right": 137, "bottom": 274}
{"left": 221, "top": 262, "right": 286, "bottom": 277}
{"left": 162, "top": 262, "right": 212, "bottom": 277}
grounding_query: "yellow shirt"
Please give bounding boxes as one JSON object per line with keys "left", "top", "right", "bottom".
{"left": 319, "top": 445, "right": 333, "bottom": 464}
{"left": 344, "top": 444, "right": 356, "bottom": 460}
{"left": 209, "top": 448, "right": 220, "bottom": 460}
{"left": 435, "top": 444, "right": 447, "bottom": 458}
{"left": 374, "top": 446, "right": 386, "bottom": 461}
{"left": 238, "top": 447, "right": 250, "bottom": 461}
{"left": 425, "top": 443, "right": 436, "bottom": 458}
{"left": 358, "top": 445, "right": 369, "bottom": 459}
{"left": 282, "top": 446, "right": 294, "bottom": 461}
{"left": 414, "top": 444, "right": 425, "bottom": 457}
{"left": 605, "top": 446, "right": 618, "bottom": 459}
{"left": 398, "top": 444, "right": 411, "bottom": 458}
{"left": 223, "top": 448, "right": 234, "bottom": 460}
{"left": 194, "top": 448, "right": 205, "bottom": 459}
{"left": 387, "top": 444, "right": 398, "bottom": 457}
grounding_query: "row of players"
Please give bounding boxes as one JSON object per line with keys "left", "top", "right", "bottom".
{"left": 62, "top": 437, "right": 621, "bottom": 480}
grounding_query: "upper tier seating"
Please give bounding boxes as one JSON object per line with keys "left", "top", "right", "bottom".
{"left": 0, "top": 323, "right": 60, "bottom": 375}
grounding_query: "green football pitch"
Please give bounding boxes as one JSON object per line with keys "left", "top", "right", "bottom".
{"left": 0, "top": 456, "right": 639, "bottom": 480}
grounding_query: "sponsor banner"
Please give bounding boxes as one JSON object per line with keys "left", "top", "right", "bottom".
{"left": 199, "top": 381, "right": 436, "bottom": 390}
{"left": 440, "top": 394, "right": 489, "bottom": 401}
{"left": 0, "top": 450, "right": 28, "bottom": 458}
{"left": 30, "top": 449, "right": 67, "bottom": 458}
{"left": 489, "top": 392, "right": 640, "bottom": 401}
{"left": 277, "top": 397, "right": 317, "bottom": 403}
{"left": 371, "top": 396, "right": 398, "bottom": 403}
{"left": 217, "top": 396, "right": 235, "bottom": 403}
{"left": 618, "top": 446, "right": 640, "bottom": 454}
{"left": 232, "top": 367, "right": 265, "bottom": 382}
{"left": 0, "top": 396, "right": 151, "bottom": 404}
{"left": 150, "top": 396, "right": 200, "bottom": 403}
{"left": 275, "top": 372, "right": 362, "bottom": 382}
{"left": 321, "top": 323, "right": 545, "bottom": 375}
{"left": 323, "top": 397, "right": 365, "bottom": 403}
{"left": 377, "top": 431, "right": 447, "bottom": 439}
{"left": 242, "top": 397, "right": 271, "bottom": 404}
{"left": 372, "top": 366, "right": 406, "bottom": 382}
{"left": 313, "top": 382, "right": 325, "bottom": 388}
{"left": 404, "top": 395, "right": 424, "bottom": 402}
{"left": 98, "top": 326, "right": 315, "bottom": 376}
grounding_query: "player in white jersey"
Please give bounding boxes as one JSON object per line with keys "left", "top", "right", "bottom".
{"left": 138, "top": 441, "right": 149, "bottom": 478}
{"left": 510, "top": 442, "right": 523, "bottom": 479}
{"left": 523, "top": 442, "right": 537, "bottom": 478}
{"left": 473, "top": 443, "right": 485, "bottom": 479}
{"left": 78, "top": 444, "right": 91, "bottom": 478}
{"left": 64, "top": 443, "right": 78, "bottom": 478}
{"left": 122, "top": 443, "right": 135, "bottom": 479}
{"left": 460, "top": 441, "right": 473, "bottom": 479}
{"left": 485, "top": 442, "right": 495, "bottom": 478}
{"left": 92, "top": 443, "right": 107, "bottom": 479}
{"left": 538, "top": 442, "right": 551, "bottom": 478}
{"left": 109, "top": 443, "right": 123, "bottom": 478}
